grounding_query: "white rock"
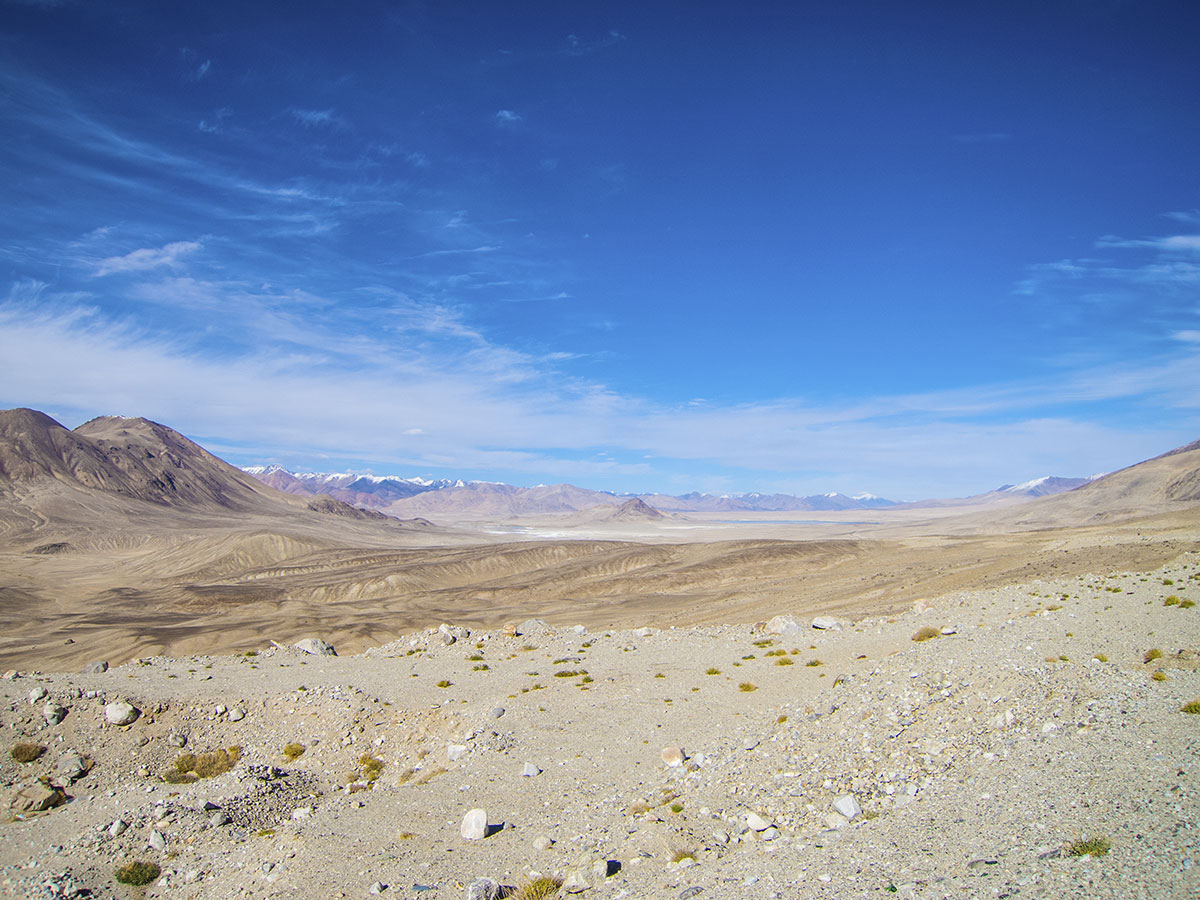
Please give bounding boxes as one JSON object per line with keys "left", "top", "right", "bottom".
{"left": 765, "top": 615, "right": 804, "bottom": 635}
{"left": 28, "top": 686, "right": 48, "bottom": 704}
{"left": 447, "top": 743, "right": 469, "bottom": 761}
{"left": 660, "top": 746, "right": 686, "bottom": 767}
{"left": 562, "top": 869, "right": 591, "bottom": 893}
{"left": 105, "top": 700, "right": 140, "bottom": 726}
{"left": 228, "top": 708, "right": 245, "bottom": 722}
{"left": 521, "top": 762, "right": 542, "bottom": 777}
{"left": 633, "top": 627, "right": 654, "bottom": 637}
{"left": 148, "top": 830, "right": 166, "bottom": 851}
{"left": 43, "top": 702, "right": 66, "bottom": 725}
{"left": 107, "top": 820, "right": 128, "bottom": 837}
{"left": 467, "top": 878, "right": 501, "bottom": 900}
{"left": 832, "top": 794, "right": 862, "bottom": 819}
{"left": 532, "top": 835, "right": 555, "bottom": 850}
{"left": 293, "top": 638, "right": 337, "bottom": 656}
{"left": 745, "top": 811, "right": 773, "bottom": 831}
{"left": 460, "top": 808, "right": 488, "bottom": 840}
{"left": 760, "top": 826, "right": 780, "bottom": 841}
{"left": 811, "top": 615, "right": 844, "bottom": 631}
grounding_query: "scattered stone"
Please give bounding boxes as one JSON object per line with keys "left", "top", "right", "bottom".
{"left": 168, "top": 731, "right": 187, "bottom": 748}
{"left": 832, "top": 794, "right": 863, "bottom": 820}
{"left": 460, "top": 808, "right": 488, "bottom": 840}
{"left": 368, "top": 881, "right": 387, "bottom": 894}
{"left": 760, "top": 826, "right": 780, "bottom": 841}
{"left": 42, "top": 702, "right": 66, "bottom": 725}
{"left": 811, "top": 615, "right": 844, "bottom": 631}
{"left": 521, "top": 762, "right": 542, "bottom": 777}
{"left": 489, "top": 707, "right": 505, "bottom": 719}
{"left": 105, "top": 700, "right": 140, "bottom": 726}
{"left": 228, "top": 707, "right": 246, "bottom": 722}
{"left": 466, "top": 877, "right": 501, "bottom": 900}
{"left": 532, "top": 835, "right": 555, "bottom": 851}
{"left": 56, "top": 754, "right": 88, "bottom": 781}
{"left": 210, "top": 811, "right": 231, "bottom": 827}
{"left": 11, "top": 782, "right": 65, "bottom": 813}
{"left": 824, "top": 812, "right": 849, "bottom": 830}
{"left": 107, "top": 820, "right": 128, "bottom": 837}
{"left": 447, "top": 743, "right": 469, "bottom": 761}
{"left": 293, "top": 638, "right": 337, "bottom": 656}
{"left": 661, "top": 746, "right": 686, "bottom": 767}
{"left": 679, "top": 888, "right": 704, "bottom": 899}
{"left": 562, "top": 868, "right": 591, "bottom": 893}
{"left": 81, "top": 660, "right": 108, "bottom": 674}
{"left": 633, "top": 627, "right": 654, "bottom": 638}
{"left": 745, "top": 811, "right": 773, "bottom": 831}
{"left": 148, "top": 830, "right": 167, "bottom": 851}
{"left": 28, "top": 686, "right": 48, "bottom": 704}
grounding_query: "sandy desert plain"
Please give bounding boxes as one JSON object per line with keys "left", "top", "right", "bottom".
{"left": 0, "top": 408, "right": 1197, "bottom": 899}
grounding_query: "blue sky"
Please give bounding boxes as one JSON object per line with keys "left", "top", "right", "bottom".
{"left": 2, "top": 0, "right": 1198, "bottom": 499}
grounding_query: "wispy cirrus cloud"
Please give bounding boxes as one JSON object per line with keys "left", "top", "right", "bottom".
{"left": 95, "top": 240, "right": 202, "bottom": 276}
{"left": 561, "top": 31, "right": 627, "bottom": 56}
{"left": 495, "top": 109, "right": 522, "bottom": 125}
{"left": 289, "top": 108, "right": 343, "bottom": 129}
{"left": 3, "top": 277, "right": 1196, "bottom": 498}
{"left": 951, "top": 132, "right": 1012, "bottom": 143}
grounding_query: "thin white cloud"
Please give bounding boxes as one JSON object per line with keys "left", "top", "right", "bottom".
{"left": 495, "top": 109, "right": 522, "bottom": 124}
{"left": 94, "top": 240, "right": 202, "bottom": 276}
{"left": 561, "top": 31, "right": 627, "bottom": 56}
{"left": 2, "top": 288, "right": 1197, "bottom": 498}
{"left": 289, "top": 108, "right": 342, "bottom": 128}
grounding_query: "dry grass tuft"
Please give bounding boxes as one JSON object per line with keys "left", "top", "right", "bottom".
{"left": 114, "top": 861, "right": 161, "bottom": 886}
{"left": 510, "top": 876, "right": 563, "bottom": 900}
{"left": 162, "top": 747, "right": 241, "bottom": 783}
{"left": 912, "top": 626, "right": 941, "bottom": 642}
{"left": 11, "top": 742, "right": 46, "bottom": 763}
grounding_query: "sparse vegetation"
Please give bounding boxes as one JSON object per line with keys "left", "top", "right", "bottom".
{"left": 1152, "top": 670, "right": 1168, "bottom": 681}
{"left": 436, "top": 679, "right": 452, "bottom": 688}
{"left": 1093, "top": 653, "right": 1108, "bottom": 663}
{"left": 114, "top": 861, "right": 161, "bottom": 886}
{"left": 467, "top": 653, "right": 484, "bottom": 661}
{"left": 1164, "top": 595, "right": 1181, "bottom": 606}
{"left": 358, "top": 754, "right": 384, "bottom": 781}
{"left": 473, "top": 663, "right": 490, "bottom": 671}
{"left": 554, "top": 669, "right": 583, "bottom": 678}
{"left": 669, "top": 802, "right": 684, "bottom": 813}
{"left": 738, "top": 682, "right": 757, "bottom": 692}
{"left": 282, "top": 742, "right": 306, "bottom": 761}
{"left": 912, "top": 626, "right": 941, "bottom": 642}
{"left": 1181, "top": 599, "right": 1195, "bottom": 608}
{"left": 670, "top": 848, "right": 696, "bottom": 864}
{"left": 580, "top": 675, "right": 593, "bottom": 684}
{"left": 1181, "top": 699, "right": 1200, "bottom": 714}
{"left": 775, "top": 657, "right": 794, "bottom": 666}
{"left": 1065, "top": 836, "right": 1111, "bottom": 857}
{"left": 11, "top": 742, "right": 46, "bottom": 763}
{"left": 705, "top": 667, "right": 720, "bottom": 675}
{"left": 162, "top": 747, "right": 242, "bottom": 783}
{"left": 510, "top": 876, "right": 564, "bottom": 900}
{"left": 1144, "top": 648, "right": 1163, "bottom": 663}
{"left": 806, "top": 659, "right": 823, "bottom": 667}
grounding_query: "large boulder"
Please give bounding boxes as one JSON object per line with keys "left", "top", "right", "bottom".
{"left": 293, "top": 638, "right": 337, "bottom": 656}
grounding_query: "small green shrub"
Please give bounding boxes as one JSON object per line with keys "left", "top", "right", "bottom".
{"left": 1093, "top": 653, "right": 1108, "bottom": 663}
{"left": 912, "top": 626, "right": 941, "bottom": 642}
{"left": 775, "top": 657, "right": 794, "bottom": 666}
{"left": 554, "top": 670, "right": 582, "bottom": 678}
{"left": 436, "top": 679, "right": 451, "bottom": 688}
{"left": 115, "top": 861, "right": 161, "bottom": 885}
{"left": 1180, "top": 599, "right": 1195, "bottom": 608}
{"left": 1181, "top": 699, "right": 1200, "bottom": 714}
{"left": 1144, "top": 648, "right": 1163, "bottom": 663}
{"left": 11, "top": 742, "right": 46, "bottom": 763}
{"left": 282, "top": 742, "right": 306, "bottom": 761}
{"left": 580, "top": 675, "right": 593, "bottom": 684}
{"left": 705, "top": 667, "right": 720, "bottom": 675}
{"left": 467, "top": 653, "right": 484, "bottom": 661}
{"left": 670, "top": 848, "right": 696, "bottom": 863}
{"left": 806, "top": 659, "right": 823, "bottom": 667}
{"left": 738, "top": 682, "right": 757, "bottom": 692}
{"left": 669, "top": 802, "right": 683, "bottom": 813}
{"left": 473, "top": 663, "right": 489, "bottom": 671}
{"left": 1065, "top": 836, "right": 1111, "bottom": 857}
{"left": 1164, "top": 595, "right": 1181, "bottom": 606}
{"left": 1152, "top": 670, "right": 1168, "bottom": 682}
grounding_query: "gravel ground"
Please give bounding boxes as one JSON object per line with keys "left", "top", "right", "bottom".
{"left": 1, "top": 553, "right": 1198, "bottom": 900}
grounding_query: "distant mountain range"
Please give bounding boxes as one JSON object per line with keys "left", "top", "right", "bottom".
{"left": 241, "top": 464, "right": 1099, "bottom": 518}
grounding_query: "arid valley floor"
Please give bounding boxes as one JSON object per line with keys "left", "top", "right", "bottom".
{"left": 0, "top": 410, "right": 1197, "bottom": 898}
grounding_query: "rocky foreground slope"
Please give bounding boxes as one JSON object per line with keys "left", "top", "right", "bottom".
{"left": 1, "top": 556, "right": 1198, "bottom": 899}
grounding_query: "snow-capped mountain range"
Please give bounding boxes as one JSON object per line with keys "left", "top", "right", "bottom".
{"left": 241, "top": 466, "right": 1097, "bottom": 518}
